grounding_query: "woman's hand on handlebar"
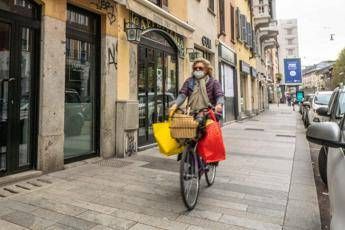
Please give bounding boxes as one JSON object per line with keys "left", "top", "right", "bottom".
{"left": 169, "top": 104, "right": 178, "bottom": 117}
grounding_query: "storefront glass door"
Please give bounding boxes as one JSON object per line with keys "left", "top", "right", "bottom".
{"left": 221, "top": 63, "right": 236, "bottom": 121}
{"left": 138, "top": 32, "right": 177, "bottom": 147}
{"left": 0, "top": 0, "right": 40, "bottom": 176}
{"left": 64, "top": 5, "right": 100, "bottom": 160}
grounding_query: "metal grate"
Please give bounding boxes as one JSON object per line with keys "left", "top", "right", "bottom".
{"left": 245, "top": 128, "right": 265, "bottom": 131}
{"left": 93, "top": 159, "right": 133, "bottom": 168}
{"left": 276, "top": 134, "right": 296, "bottom": 138}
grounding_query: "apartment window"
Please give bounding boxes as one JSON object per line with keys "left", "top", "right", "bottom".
{"left": 287, "top": 49, "right": 294, "bottom": 55}
{"left": 288, "top": 39, "right": 293, "bottom": 45}
{"left": 148, "top": 0, "right": 168, "bottom": 8}
{"left": 286, "top": 28, "right": 293, "bottom": 35}
{"left": 259, "top": 0, "right": 263, "bottom": 4}
{"left": 208, "top": 0, "right": 215, "bottom": 13}
{"left": 259, "top": 6, "right": 264, "bottom": 14}
{"left": 219, "top": 0, "right": 225, "bottom": 34}
{"left": 230, "top": 5, "right": 235, "bottom": 42}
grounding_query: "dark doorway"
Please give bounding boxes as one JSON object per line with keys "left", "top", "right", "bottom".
{"left": 138, "top": 31, "right": 178, "bottom": 147}
{"left": 0, "top": 0, "right": 40, "bottom": 176}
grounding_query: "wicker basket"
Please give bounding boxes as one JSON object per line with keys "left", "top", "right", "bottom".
{"left": 170, "top": 113, "right": 199, "bottom": 139}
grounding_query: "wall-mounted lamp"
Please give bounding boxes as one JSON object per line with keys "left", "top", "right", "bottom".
{"left": 124, "top": 20, "right": 143, "bottom": 44}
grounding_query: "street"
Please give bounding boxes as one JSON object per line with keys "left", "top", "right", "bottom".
{"left": 0, "top": 105, "right": 321, "bottom": 230}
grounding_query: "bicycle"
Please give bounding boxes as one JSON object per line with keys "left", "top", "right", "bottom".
{"left": 176, "top": 107, "right": 219, "bottom": 210}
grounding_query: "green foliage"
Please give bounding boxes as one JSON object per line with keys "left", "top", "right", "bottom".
{"left": 332, "top": 48, "right": 345, "bottom": 88}
{"left": 275, "top": 73, "right": 282, "bottom": 83}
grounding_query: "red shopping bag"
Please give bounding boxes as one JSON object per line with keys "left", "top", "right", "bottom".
{"left": 197, "top": 110, "right": 226, "bottom": 163}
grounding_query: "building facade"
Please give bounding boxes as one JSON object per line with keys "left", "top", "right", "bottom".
{"left": 278, "top": 19, "right": 299, "bottom": 88}
{"left": 302, "top": 61, "right": 335, "bottom": 92}
{"left": 217, "top": 0, "right": 238, "bottom": 122}
{"left": 252, "top": 0, "right": 278, "bottom": 110}
{"left": 234, "top": 0, "right": 257, "bottom": 118}
{"left": 0, "top": 0, "right": 195, "bottom": 176}
{"left": 0, "top": 0, "right": 280, "bottom": 179}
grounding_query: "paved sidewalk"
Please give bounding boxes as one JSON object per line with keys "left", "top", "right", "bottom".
{"left": 0, "top": 105, "right": 320, "bottom": 230}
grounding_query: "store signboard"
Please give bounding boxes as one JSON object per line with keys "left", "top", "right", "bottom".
{"left": 284, "top": 58, "right": 302, "bottom": 84}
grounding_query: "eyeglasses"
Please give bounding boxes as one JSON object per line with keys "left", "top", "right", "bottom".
{"left": 193, "top": 66, "right": 205, "bottom": 71}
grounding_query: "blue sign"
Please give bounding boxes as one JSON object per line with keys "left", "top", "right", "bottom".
{"left": 284, "top": 58, "right": 302, "bottom": 84}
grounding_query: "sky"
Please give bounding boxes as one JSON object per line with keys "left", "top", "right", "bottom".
{"left": 276, "top": 0, "right": 345, "bottom": 67}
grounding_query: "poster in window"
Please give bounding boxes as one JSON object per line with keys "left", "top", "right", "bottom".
{"left": 223, "top": 65, "right": 234, "bottom": 97}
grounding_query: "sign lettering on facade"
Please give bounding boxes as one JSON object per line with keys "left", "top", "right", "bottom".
{"left": 284, "top": 58, "right": 302, "bottom": 84}
{"left": 130, "top": 12, "right": 185, "bottom": 58}
{"left": 219, "top": 44, "right": 236, "bottom": 66}
{"left": 240, "top": 60, "right": 250, "bottom": 74}
{"left": 201, "top": 36, "right": 212, "bottom": 49}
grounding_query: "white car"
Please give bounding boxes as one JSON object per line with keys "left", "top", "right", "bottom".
{"left": 306, "top": 91, "right": 333, "bottom": 125}
{"left": 307, "top": 121, "right": 345, "bottom": 230}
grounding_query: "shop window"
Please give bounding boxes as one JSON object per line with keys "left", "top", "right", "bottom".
{"left": 230, "top": 5, "right": 235, "bottom": 42}
{"left": 65, "top": 5, "right": 100, "bottom": 159}
{"left": 0, "top": 0, "right": 38, "bottom": 18}
{"left": 219, "top": 0, "right": 225, "bottom": 35}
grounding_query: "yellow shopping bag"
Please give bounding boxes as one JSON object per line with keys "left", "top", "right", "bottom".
{"left": 153, "top": 121, "right": 184, "bottom": 156}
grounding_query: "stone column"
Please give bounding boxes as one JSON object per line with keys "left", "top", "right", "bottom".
{"left": 245, "top": 75, "right": 252, "bottom": 115}
{"left": 37, "top": 0, "right": 67, "bottom": 172}
{"left": 100, "top": 34, "right": 117, "bottom": 158}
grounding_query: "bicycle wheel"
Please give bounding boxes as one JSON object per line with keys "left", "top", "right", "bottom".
{"left": 180, "top": 145, "right": 200, "bottom": 210}
{"left": 205, "top": 163, "right": 216, "bottom": 186}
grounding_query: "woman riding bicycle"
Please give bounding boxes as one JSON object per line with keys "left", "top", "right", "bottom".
{"left": 169, "top": 58, "right": 224, "bottom": 117}
{"left": 168, "top": 58, "right": 225, "bottom": 210}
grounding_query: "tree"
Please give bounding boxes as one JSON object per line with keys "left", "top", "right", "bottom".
{"left": 332, "top": 48, "right": 345, "bottom": 89}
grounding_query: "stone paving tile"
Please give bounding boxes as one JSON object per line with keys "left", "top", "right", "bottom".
{"left": 0, "top": 199, "right": 39, "bottom": 213}
{"left": 176, "top": 215, "right": 249, "bottom": 230}
{"left": 110, "top": 208, "right": 189, "bottom": 230}
{"left": 219, "top": 214, "right": 282, "bottom": 230}
{"left": 45, "top": 223, "right": 78, "bottom": 230}
{"left": 128, "top": 223, "right": 163, "bottom": 230}
{"left": 1, "top": 211, "right": 56, "bottom": 230}
{"left": 185, "top": 209, "right": 222, "bottom": 222}
{"left": 284, "top": 199, "right": 321, "bottom": 230}
{"left": 89, "top": 225, "right": 116, "bottom": 230}
{"left": 56, "top": 215, "right": 97, "bottom": 230}
{"left": 0, "top": 219, "right": 29, "bottom": 230}
{"left": 77, "top": 210, "right": 136, "bottom": 229}
{"left": 23, "top": 197, "right": 88, "bottom": 216}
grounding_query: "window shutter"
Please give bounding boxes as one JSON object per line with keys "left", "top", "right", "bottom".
{"left": 247, "top": 23, "right": 252, "bottom": 47}
{"left": 236, "top": 8, "right": 241, "bottom": 40}
{"left": 230, "top": 5, "right": 235, "bottom": 41}
{"left": 252, "top": 29, "right": 256, "bottom": 54}
{"left": 219, "top": 0, "right": 225, "bottom": 34}
{"left": 241, "top": 15, "right": 246, "bottom": 42}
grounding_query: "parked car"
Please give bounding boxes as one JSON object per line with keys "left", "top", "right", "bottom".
{"left": 305, "top": 91, "right": 333, "bottom": 126}
{"left": 306, "top": 121, "right": 345, "bottom": 230}
{"left": 300, "top": 93, "right": 314, "bottom": 116}
{"left": 302, "top": 94, "right": 314, "bottom": 127}
{"left": 314, "top": 86, "right": 345, "bottom": 185}
{"left": 65, "top": 89, "right": 85, "bottom": 136}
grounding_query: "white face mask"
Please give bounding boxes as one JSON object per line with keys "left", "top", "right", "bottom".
{"left": 193, "top": 70, "right": 205, "bottom": 79}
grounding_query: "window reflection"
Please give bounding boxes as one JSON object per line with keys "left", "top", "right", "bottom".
{"left": 64, "top": 6, "right": 97, "bottom": 159}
